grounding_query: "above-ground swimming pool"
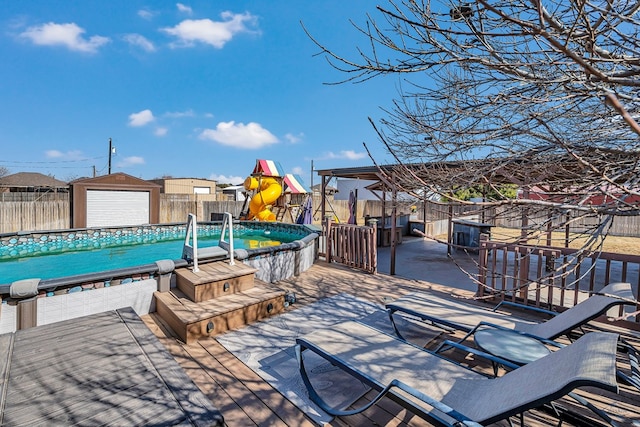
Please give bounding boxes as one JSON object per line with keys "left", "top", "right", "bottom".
{"left": 0, "top": 222, "right": 315, "bottom": 284}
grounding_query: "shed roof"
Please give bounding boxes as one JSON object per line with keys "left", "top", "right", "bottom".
{"left": 0, "top": 172, "right": 68, "bottom": 188}
{"left": 70, "top": 172, "right": 160, "bottom": 188}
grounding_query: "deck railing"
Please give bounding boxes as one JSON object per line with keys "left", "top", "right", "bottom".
{"left": 477, "top": 236, "right": 640, "bottom": 324}
{"left": 324, "top": 220, "right": 377, "bottom": 273}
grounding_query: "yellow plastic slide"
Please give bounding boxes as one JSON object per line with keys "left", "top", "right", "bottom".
{"left": 243, "top": 177, "right": 282, "bottom": 221}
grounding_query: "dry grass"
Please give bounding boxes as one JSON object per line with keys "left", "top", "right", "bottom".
{"left": 436, "top": 227, "right": 640, "bottom": 256}
{"left": 490, "top": 227, "right": 640, "bottom": 256}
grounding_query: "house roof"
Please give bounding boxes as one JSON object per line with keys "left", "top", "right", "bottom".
{"left": 311, "top": 183, "right": 338, "bottom": 193}
{"left": 0, "top": 172, "right": 68, "bottom": 188}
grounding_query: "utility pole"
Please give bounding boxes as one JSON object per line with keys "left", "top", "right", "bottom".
{"left": 108, "top": 138, "right": 114, "bottom": 174}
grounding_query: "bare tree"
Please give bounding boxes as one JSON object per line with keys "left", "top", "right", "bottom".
{"left": 0, "top": 166, "right": 9, "bottom": 178}
{"left": 306, "top": 0, "right": 640, "bottom": 290}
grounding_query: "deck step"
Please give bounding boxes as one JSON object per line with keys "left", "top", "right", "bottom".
{"left": 155, "top": 284, "right": 286, "bottom": 344}
{"left": 175, "top": 261, "right": 259, "bottom": 303}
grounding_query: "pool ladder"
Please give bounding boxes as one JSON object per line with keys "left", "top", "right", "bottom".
{"left": 182, "top": 212, "right": 234, "bottom": 273}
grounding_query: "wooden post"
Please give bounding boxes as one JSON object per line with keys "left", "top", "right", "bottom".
{"left": 321, "top": 176, "right": 328, "bottom": 223}
{"left": 390, "top": 181, "right": 397, "bottom": 276}
{"left": 368, "top": 218, "right": 378, "bottom": 274}
{"left": 478, "top": 234, "right": 488, "bottom": 298}
{"left": 519, "top": 187, "right": 531, "bottom": 298}
{"left": 325, "top": 215, "right": 333, "bottom": 264}
{"left": 447, "top": 204, "right": 453, "bottom": 255}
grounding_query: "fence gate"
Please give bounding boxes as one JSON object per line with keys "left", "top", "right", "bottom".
{"left": 324, "top": 221, "right": 377, "bottom": 273}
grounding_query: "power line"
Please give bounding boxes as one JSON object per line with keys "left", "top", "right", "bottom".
{"left": 0, "top": 156, "right": 106, "bottom": 165}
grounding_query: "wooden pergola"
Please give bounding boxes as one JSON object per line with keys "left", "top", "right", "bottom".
{"left": 316, "top": 164, "right": 413, "bottom": 275}
{"left": 315, "top": 152, "right": 638, "bottom": 275}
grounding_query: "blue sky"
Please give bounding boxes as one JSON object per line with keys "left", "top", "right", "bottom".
{"left": 0, "top": 1, "right": 402, "bottom": 186}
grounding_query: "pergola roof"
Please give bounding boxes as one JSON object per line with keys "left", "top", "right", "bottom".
{"left": 316, "top": 147, "right": 640, "bottom": 192}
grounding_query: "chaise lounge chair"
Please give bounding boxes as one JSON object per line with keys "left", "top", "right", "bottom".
{"left": 296, "top": 320, "right": 620, "bottom": 426}
{"left": 386, "top": 282, "right": 636, "bottom": 342}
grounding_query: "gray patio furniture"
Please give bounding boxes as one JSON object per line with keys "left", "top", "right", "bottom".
{"left": 386, "top": 282, "right": 636, "bottom": 342}
{"left": 296, "top": 320, "right": 620, "bottom": 426}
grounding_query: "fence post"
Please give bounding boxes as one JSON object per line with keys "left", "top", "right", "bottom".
{"left": 478, "top": 234, "right": 488, "bottom": 297}
{"left": 368, "top": 219, "right": 378, "bottom": 274}
{"left": 324, "top": 215, "right": 333, "bottom": 264}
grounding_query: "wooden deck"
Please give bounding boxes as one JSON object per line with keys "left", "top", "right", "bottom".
{"left": 141, "top": 261, "right": 640, "bottom": 426}
{"left": 0, "top": 307, "right": 223, "bottom": 426}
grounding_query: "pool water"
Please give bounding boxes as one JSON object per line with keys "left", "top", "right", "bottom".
{"left": 0, "top": 233, "right": 283, "bottom": 284}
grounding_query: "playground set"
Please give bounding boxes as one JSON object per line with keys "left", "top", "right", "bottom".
{"left": 241, "top": 159, "right": 311, "bottom": 222}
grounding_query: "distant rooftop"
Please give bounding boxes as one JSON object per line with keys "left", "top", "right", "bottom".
{"left": 0, "top": 172, "right": 68, "bottom": 189}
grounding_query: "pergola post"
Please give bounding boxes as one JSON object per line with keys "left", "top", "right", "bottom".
{"left": 321, "top": 175, "right": 328, "bottom": 224}
{"left": 447, "top": 204, "right": 453, "bottom": 255}
{"left": 390, "top": 175, "right": 397, "bottom": 276}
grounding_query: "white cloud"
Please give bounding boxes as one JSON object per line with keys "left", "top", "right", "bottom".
{"left": 124, "top": 34, "right": 155, "bottom": 52}
{"left": 155, "top": 127, "right": 168, "bottom": 136}
{"left": 176, "top": 3, "right": 193, "bottom": 14}
{"left": 340, "top": 150, "right": 367, "bottom": 160}
{"left": 20, "top": 22, "right": 110, "bottom": 53}
{"left": 45, "top": 150, "right": 64, "bottom": 158}
{"left": 318, "top": 150, "right": 368, "bottom": 161}
{"left": 45, "top": 149, "right": 85, "bottom": 160}
{"left": 284, "top": 132, "right": 304, "bottom": 144}
{"left": 164, "top": 109, "right": 195, "bottom": 118}
{"left": 138, "top": 9, "right": 155, "bottom": 20}
{"left": 161, "top": 12, "right": 258, "bottom": 48}
{"left": 209, "top": 173, "right": 244, "bottom": 185}
{"left": 291, "top": 166, "right": 304, "bottom": 175}
{"left": 199, "top": 121, "right": 278, "bottom": 149}
{"left": 117, "top": 156, "right": 145, "bottom": 167}
{"left": 128, "top": 109, "right": 155, "bottom": 127}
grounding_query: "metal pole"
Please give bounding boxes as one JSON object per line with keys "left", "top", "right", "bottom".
{"left": 108, "top": 138, "right": 112, "bottom": 174}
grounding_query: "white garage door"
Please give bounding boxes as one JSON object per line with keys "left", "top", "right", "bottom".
{"left": 86, "top": 190, "right": 150, "bottom": 228}
{"left": 193, "top": 186, "right": 211, "bottom": 194}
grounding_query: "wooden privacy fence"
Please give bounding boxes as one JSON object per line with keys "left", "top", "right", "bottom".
{"left": 477, "top": 236, "right": 640, "bottom": 324}
{"left": 324, "top": 220, "right": 377, "bottom": 273}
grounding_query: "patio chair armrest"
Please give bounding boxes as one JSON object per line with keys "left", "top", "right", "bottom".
{"left": 493, "top": 300, "right": 557, "bottom": 317}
